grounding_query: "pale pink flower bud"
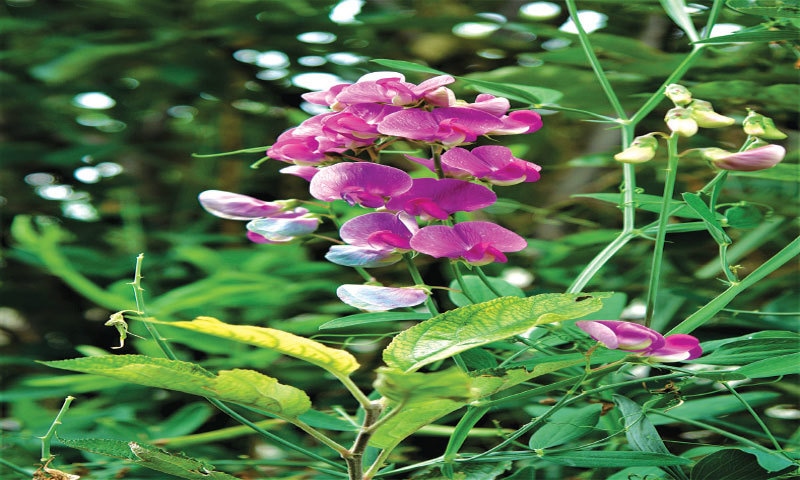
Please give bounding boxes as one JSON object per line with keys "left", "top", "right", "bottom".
{"left": 689, "top": 100, "right": 735, "bottom": 128}
{"left": 707, "top": 144, "right": 786, "bottom": 172}
{"left": 743, "top": 110, "right": 787, "bottom": 140}
{"left": 665, "top": 107, "right": 698, "bottom": 137}
{"left": 614, "top": 135, "right": 659, "bottom": 164}
{"left": 665, "top": 84, "right": 692, "bottom": 106}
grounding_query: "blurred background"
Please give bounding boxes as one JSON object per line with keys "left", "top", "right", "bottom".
{"left": 1, "top": 0, "right": 797, "bottom": 478}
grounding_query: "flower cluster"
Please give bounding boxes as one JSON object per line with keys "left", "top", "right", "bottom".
{"left": 576, "top": 320, "right": 702, "bottom": 362}
{"left": 199, "top": 72, "right": 544, "bottom": 310}
{"left": 614, "top": 84, "right": 786, "bottom": 172}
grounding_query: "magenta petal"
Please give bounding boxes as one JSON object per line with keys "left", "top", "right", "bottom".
{"left": 198, "top": 190, "right": 286, "bottom": 220}
{"left": 309, "top": 162, "right": 413, "bottom": 208}
{"left": 646, "top": 334, "right": 703, "bottom": 362}
{"left": 576, "top": 320, "right": 664, "bottom": 352}
{"left": 410, "top": 221, "right": 527, "bottom": 265}
{"left": 385, "top": 178, "right": 496, "bottom": 220}
{"left": 337, "top": 284, "right": 428, "bottom": 311}
{"left": 279, "top": 165, "right": 319, "bottom": 181}
{"left": 378, "top": 107, "right": 505, "bottom": 144}
{"left": 339, "top": 212, "right": 418, "bottom": 250}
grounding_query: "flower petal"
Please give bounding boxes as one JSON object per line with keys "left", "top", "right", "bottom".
{"left": 198, "top": 190, "right": 287, "bottom": 220}
{"left": 646, "top": 334, "right": 703, "bottom": 362}
{"left": 325, "top": 245, "right": 402, "bottom": 268}
{"left": 410, "top": 221, "right": 527, "bottom": 265}
{"left": 385, "top": 178, "right": 497, "bottom": 220}
{"left": 337, "top": 284, "right": 428, "bottom": 311}
{"left": 309, "top": 162, "right": 413, "bottom": 208}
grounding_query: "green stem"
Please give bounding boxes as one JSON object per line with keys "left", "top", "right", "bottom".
{"left": 450, "top": 262, "right": 477, "bottom": 304}
{"left": 565, "top": 0, "right": 627, "bottom": 120}
{"left": 403, "top": 253, "right": 439, "bottom": 315}
{"left": 474, "top": 267, "right": 504, "bottom": 297}
{"left": 702, "top": 0, "right": 726, "bottom": 41}
{"left": 644, "top": 134, "right": 680, "bottom": 328}
{"left": 721, "top": 382, "right": 785, "bottom": 453}
{"left": 567, "top": 230, "right": 636, "bottom": 293}
{"left": 667, "top": 235, "right": 800, "bottom": 335}
{"left": 130, "top": 253, "right": 178, "bottom": 360}
{"left": 0, "top": 458, "right": 33, "bottom": 477}
{"left": 39, "top": 396, "right": 75, "bottom": 462}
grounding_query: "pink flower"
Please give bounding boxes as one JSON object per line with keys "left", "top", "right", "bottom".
{"left": 309, "top": 162, "right": 413, "bottom": 208}
{"left": 325, "top": 212, "right": 418, "bottom": 267}
{"left": 575, "top": 320, "right": 702, "bottom": 362}
{"left": 385, "top": 178, "right": 497, "bottom": 220}
{"left": 377, "top": 107, "right": 506, "bottom": 146}
{"left": 462, "top": 94, "right": 543, "bottom": 135}
{"left": 408, "top": 146, "right": 541, "bottom": 185}
{"left": 410, "top": 221, "right": 527, "bottom": 266}
{"left": 336, "top": 284, "right": 429, "bottom": 311}
{"left": 303, "top": 72, "right": 456, "bottom": 109}
{"left": 198, "top": 190, "right": 291, "bottom": 220}
{"left": 279, "top": 165, "right": 319, "bottom": 181}
{"left": 706, "top": 144, "right": 786, "bottom": 172}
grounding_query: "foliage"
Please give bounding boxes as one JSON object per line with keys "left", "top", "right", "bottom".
{"left": 2, "top": 1, "right": 798, "bottom": 479}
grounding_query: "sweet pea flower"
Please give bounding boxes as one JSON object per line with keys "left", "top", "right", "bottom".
{"left": 575, "top": 320, "right": 702, "bottom": 362}
{"left": 309, "top": 162, "right": 413, "bottom": 208}
{"left": 336, "top": 284, "right": 429, "bottom": 311}
{"left": 198, "top": 190, "right": 294, "bottom": 220}
{"left": 279, "top": 165, "right": 319, "bottom": 181}
{"left": 326, "top": 212, "right": 418, "bottom": 267}
{"left": 701, "top": 144, "right": 786, "bottom": 172}
{"left": 410, "top": 221, "right": 528, "bottom": 266}
{"left": 408, "top": 146, "right": 541, "bottom": 185}
{"left": 377, "top": 107, "right": 506, "bottom": 146}
{"left": 245, "top": 210, "right": 320, "bottom": 244}
{"left": 462, "top": 94, "right": 543, "bottom": 135}
{"left": 267, "top": 114, "right": 345, "bottom": 164}
{"left": 385, "top": 178, "right": 497, "bottom": 220}
{"left": 303, "top": 72, "right": 456, "bottom": 109}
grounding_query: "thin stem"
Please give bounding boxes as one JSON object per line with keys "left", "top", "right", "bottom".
{"left": 474, "top": 267, "right": 504, "bottom": 298}
{"left": 450, "top": 262, "right": 477, "bottom": 304}
{"left": 404, "top": 253, "right": 439, "bottom": 315}
{"left": 702, "top": 0, "right": 726, "bottom": 41}
{"left": 720, "top": 382, "right": 785, "bottom": 453}
{"left": 346, "top": 400, "right": 384, "bottom": 480}
{"left": 39, "top": 396, "right": 75, "bottom": 462}
{"left": 567, "top": 231, "right": 636, "bottom": 293}
{"left": 338, "top": 374, "right": 376, "bottom": 411}
{"left": 644, "top": 134, "right": 680, "bottom": 328}
{"left": 565, "top": 0, "right": 627, "bottom": 120}
{"left": 667, "top": 235, "right": 800, "bottom": 335}
{"left": 130, "top": 253, "right": 178, "bottom": 360}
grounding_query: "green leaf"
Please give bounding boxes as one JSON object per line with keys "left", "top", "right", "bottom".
{"left": 57, "top": 437, "right": 239, "bottom": 480}
{"left": 528, "top": 403, "right": 602, "bottom": 450}
{"left": 692, "top": 448, "right": 777, "bottom": 480}
{"left": 319, "top": 311, "right": 431, "bottom": 330}
{"left": 694, "top": 333, "right": 800, "bottom": 365}
{"left": 41, "top": 355, "right": 310, "bottom": 418}
{"left": 735, "top": 352, "right": 800, "bottom": 378}
{"left": 374, "top": 367, "right": 476, "bottom": 404}
{"left": 154, "top": 316, "right": 360, "bottom": 376}
{"left": 726, "top": 0, "right": 800, "bottom": 18}
{"left": 457, "top": 76, "right": 564, "bottom": 104}
{"left": 370, "top": 359, "right": 584, "bottom": 450}
{"left": 614, "top": 395, "right": 671, "bottom": 455}
{"left": 573, "top": 193, "right": 703, "bottom": 219}
{"left": 660, "top": 0, "right": 700, "bottom": 42}
{"left": 693, "top": 25, "right": 800, "bottom": 44}
{"left": 649, "top": 392, "right": 780, "bottom": 426}
{"left": 731, "top": 163, "right": 800, "bottom": 182}
{"left": 542, "top": 450, "right": 692, "bottom": 467}
{"left": 383, "top": 293, "right": 610, "bottom": 372}
{"left": 724, "top": 204, "right": 764, "bottom": 229}
{"left": 371, "top": 58, "right": 449, "bottom": 75}
{"left": 682, "top": 193, "right": 731, "bottom": 245}
{"left": 448, "top": 275, "right": 525, "bottom": 307}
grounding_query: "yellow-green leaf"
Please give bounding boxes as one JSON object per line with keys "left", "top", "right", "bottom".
{"left": 41, "top": 355, "right": 310, "bottom": 418}
{"left": 370, "top": 359, "right": 583, "bottom": 450}
{"left": 155, "top": 316, "right": 360, "bottom": 376}
{"left": 374, "top": 367, "right": 476, "bottom": 404}
{"left": 383, "top": 293, "right": 610, "bottom": 372}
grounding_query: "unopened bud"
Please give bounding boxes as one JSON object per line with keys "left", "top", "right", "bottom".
{"left": 665, "top": 107, "right": 698, "bottom": 137}
{"left": 614, "top": 135, "right": 659, "bottom": 164}
{"left": 743, "top": 110, "right": 787, "bottom": 140}
{"left": 703, "top": 144, "right": 786, "bottom": 172}
{"left": 665, "top": 84, "right": 692, "bottom": 106}
{"left": 689, "top": 100, "right": 735, "bottom": 128}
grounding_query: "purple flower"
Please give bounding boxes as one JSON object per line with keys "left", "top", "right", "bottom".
{"left": 303, "top": 72, "right": 456, "bottom": 109}
{"left": 575, "top": 320, "right": 702, "bottom": 362}
{"left": 705, "top": 144, "right": 786, "bottom": 172}
{"left": 325, "top": 212, "right": 418, "bottom": 267}
{"left": 441, "top": 146, "right": 541, "bottom": 185}
{"left": 337, "top": 284, "right": 429, "bottom": 311}
{"left": 377, "top": 107, "right": 506, "bottom": 146}
{"left": 245, "top": 210, "right": 320, "bottom": 244}
{"left": 410, "top": 221, "right": 527, "bottom": 266}
{"left": 385, "top": 178, "right": 497, "bottom": 220}
{"left": 309, "top": 162, "right": 413, "bottom": 208}
{"left": 462, "top": 94, "right": 543, "bottom": 135}
{"left": 198, "top": 190, "right": 291, "bottom": 220}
